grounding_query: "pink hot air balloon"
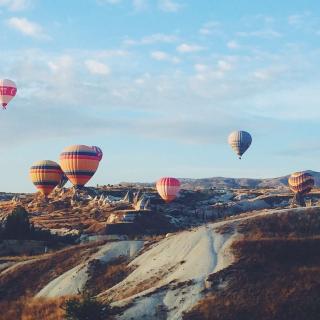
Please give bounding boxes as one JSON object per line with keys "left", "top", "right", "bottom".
{"left": 156, "top": 177, "right": 181, "bottom": 203}
{"left": 0, "top": 79, "right": 17, "bottom": 110}
{"left": 91, "top": 146, "right": 103, "bottom": 161}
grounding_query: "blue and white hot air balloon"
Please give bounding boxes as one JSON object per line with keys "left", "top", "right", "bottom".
{"left": 228, "top": 130, "right": 252, "bottom": 159}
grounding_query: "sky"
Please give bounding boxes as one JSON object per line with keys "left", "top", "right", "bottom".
{"left": 0, "top": 0, "right": 320, "bottom": 192}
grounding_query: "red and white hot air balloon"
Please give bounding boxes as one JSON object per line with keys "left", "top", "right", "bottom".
{"left": 156, "top": 177, "right": 181, "bottom": 203}
{"left": 0, "top": 79, "right": 17, "bottom": 110}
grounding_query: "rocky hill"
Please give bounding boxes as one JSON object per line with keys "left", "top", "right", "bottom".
{"left": 124, "top": 170, "right": 320, "bottom": 190}
{"left": 1, "top": 185, "right": 320, "bottom": 319}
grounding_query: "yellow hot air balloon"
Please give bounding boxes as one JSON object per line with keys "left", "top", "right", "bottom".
{"left": 29, "top": 160, "right": 63, "bottom": 197}
{"left": 60, "top": 145, "right": 100, "bottom": 187}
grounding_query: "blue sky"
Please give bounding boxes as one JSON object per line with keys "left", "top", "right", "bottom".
{"left": 0, "top": 0, "right": 320, "bottom": 192}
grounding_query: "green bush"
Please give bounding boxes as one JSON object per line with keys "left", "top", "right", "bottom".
{"left": 64, "top": 293, "right": 113, "bottom": 320}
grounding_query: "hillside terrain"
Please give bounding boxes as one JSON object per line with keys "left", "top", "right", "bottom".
{"left": 0, "top": 184, "right": 320, "bottom": 319}
{"left": 124, "top": 170, "right": 320, "bottom": 190}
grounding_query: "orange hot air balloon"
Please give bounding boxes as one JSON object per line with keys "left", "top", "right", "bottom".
{"left": 0, "top": 79, "right": 17, "bottom": 110}
{"left": 29, "top": 160, "right": 63, "bottom": 196}
{"left": 91, "top": 146, "right": 103, "bottom": 162}
{"left": 156, "top": 177, "right": 181, "bottom": 203}
{"left": 288, "top": 171, "right": 314, "bottom": 195}
{"left": 60, "top": 145, "right": 100, "bottom": 187}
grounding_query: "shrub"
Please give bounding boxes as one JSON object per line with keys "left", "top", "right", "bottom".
{"left": 64, "top": 293, "right": 113, "bottom": 320}
{"left": 1, "top": 205, "right": 32, "bottom": 239}
{"left": 0, "top": 205, "right": 77, "bottom": 244}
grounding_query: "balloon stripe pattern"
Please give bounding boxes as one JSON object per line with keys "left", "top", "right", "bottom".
{"left": 228, "top": 131, "right": 252, "bottom": 159}
{"left": 288, "top": 171, "right": 314, "bottom": 195}
{"left": 29, "top": 160, "right": 63, "bottom": 196}
{"left": 60, "top": 145, "right": 100, "bottom": 187}
{"left": 92, "top": 146, "right": 103, "bottom": 161}
{"left": 0, "top": 79, "right": 17, "bottom": 109}
{"left": 156, "top": 177, "right": 181, "bottom": 203}
{"left": 58, "top": 173, "right": 69, "bottom": 188}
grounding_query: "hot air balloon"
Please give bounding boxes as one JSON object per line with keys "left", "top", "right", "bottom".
{"left": 228, "top": 131, "right": 252, "bottom": 159}
{"left": 0, "top": 79, "right": 17, "bottom": 110}
{"left": 60, "top": 145, "right": 100, "bottom": 187}
{"left": 156, "top": 177, "right": 181, "bottom": 203}
{"left": 288, "top": 171, "right": 314, "bottom": 194}
{"left": 91, "top": 146, "right": 103, "bottom": 162}
{"left": 29, "top": 160, "right": 63, "bottom": 197}
{"left": 57, "top": 173, "right": 69, "bottom": 188}
{"left": 288, "top": 171, "right": 314, "bottom": 207}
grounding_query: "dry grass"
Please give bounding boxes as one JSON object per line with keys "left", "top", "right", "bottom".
{"left": 0, "top": 297, "right": 70, "bottom": 320}
{"left": 0, "top": 242, "right": 102, "bottom": 300}
{"left": 85, "top": 256, "right": 133, "bottom": 295}
{"left": 184, "top": 207, "right": 320, "bottom": 320}
{"left": 238, "top": 207, "right": 320, "bottom": 239}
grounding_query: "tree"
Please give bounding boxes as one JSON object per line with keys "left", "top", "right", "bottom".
{"left": 64, "top": 293, "right": 113, "bottom": 320}
{"left": 2, "top": 205, "right": 31, "bottom": 239}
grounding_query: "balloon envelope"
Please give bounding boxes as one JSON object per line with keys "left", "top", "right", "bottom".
{"left": 60, "top": 145, "right": 100, "bottom": 187}
{"left": 0, "top": 79, "right": 17, "bottom": 109}
{"left": 288, "top": 171, "right": 314, "bottom": 195}
{"left": 29, "top": 160, "right": 63, "bottom": 196}
{"left": 91, "top": 146, "right": 103, "bottom": 162}
{"left": 228, "top": 131, "right": 252, "bottom": 159}
{"left": 156, "top": 177, "right": 181, "bottom": 203}
{"left": 57, "top": 173, "right": 69, "bottom": 188}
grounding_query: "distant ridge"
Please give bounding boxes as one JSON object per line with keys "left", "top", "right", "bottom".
{"left": 122, "top": 170, "right": 320, "bottom": 190}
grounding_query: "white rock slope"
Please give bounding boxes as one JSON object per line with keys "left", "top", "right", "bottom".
{"left": 99, "top": 224, "right": 239, "bottom": 320}
{"left": 36, "top": 240, "right": 144, "bottom": 298}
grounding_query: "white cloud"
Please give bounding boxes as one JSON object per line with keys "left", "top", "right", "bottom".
{"left": 237, "top": 29, "right": 282, "bottom": 38}
{"left": 47, "top": 55, "right": 74, "bottom": 82}
{"left": 6, "top": 17, "right": 49, "bottom": 39}
{"left": 123, "top": 33, "right": 178, "bottom": 46}
{"left": 227, "top": 40, "right": 239, "bottom": 49}
{"left": 252, "top": 66, "right": 286, "bottom": 81}
{"left": 193, "top": 59, "right": 233, "bottom": 81}
{"left": 177, "top": 43, "right": 204, "bottom": 53}
{"left": 199, "top": 21, "right": 221, "bottom": 35}
{"left": 132, "top": 0, "right": 148, "bottom": 10}
{"left": 217, "top": 60, "right": 232, "bottom": 72}
{"left": 0, "top": 0, "right": 32, "bottom": 11}
{"left": 150, "top": 51, "right": 180, "bottom": 63}
{"left": 158, "top": 0, "right": 181, "bottom": 12}
{"left": 85, "top": 59, "right": 111, "bottom": 75}
{"left": 99, "top": 0, "right": 182, "bottom": 12}
{"left": 288, "top": 13, "right": 310, "bottom": 26}
{"left": 134, "top": 73, "right": 151, "bottom": 85}
{"left": 93, "top": 49, "right": 129, "bottom": 58}
{"left": 194, "top": 64, "right": 208, "bottom": 72}
{"left": 150, "top": 51, "right": 167, "bottom": 60}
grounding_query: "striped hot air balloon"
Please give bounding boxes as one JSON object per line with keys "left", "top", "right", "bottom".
{"left": 228, "top": 131, "right": 252, "bottom": 159}
{"left": 156, "top": 177, "right": 181, "bottom": 203}
{"left": 60, "top": 145, "right": 100, "bottom": 187}
{"left": 288, "top": 171, "right": 314, "bottom": 195}
{"left": 29, "top": 160, "right": 63, "bottom": 197}
{"left": 57, "top": 173, "right": 69, "bottom": 188}
{"left": 91, "top": 146, "right": 103, "bottom": 162}
{"left": 0, "top": 79, "right": 17, "bottom": 110}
